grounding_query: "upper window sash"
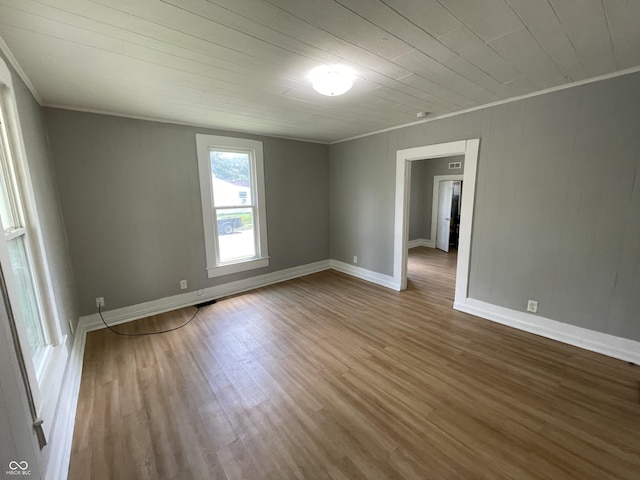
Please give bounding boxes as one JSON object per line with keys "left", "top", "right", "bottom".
{"left": 0, "top": 113, "right": 24, "bottom": 230}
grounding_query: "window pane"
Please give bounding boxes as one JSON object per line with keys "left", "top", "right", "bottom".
{"left": 0, "top": 178, "right": 14, "bottom": 230}
{"left": 7, "top": 235, "right": 45, "bottom": 361}
{"left": 216, "top": 208, "right": 255, "bottom": 262}
{"left": 0, "top": 143, "right": 18, "bottom": 230}
{"left": 210, "top": 150, "right": 252, "bottom": 207}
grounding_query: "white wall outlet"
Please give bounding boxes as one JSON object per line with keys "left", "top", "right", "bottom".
{"left": 197, "top": 289, "right": 204, "bottom": 296}
{"left": 180, "top": 280, "right": 188, "bottom": 290}
{"left": 353, "top": 256, "right": 358, "bottom": 264}
{"left": 527, "top": 300, "right": 538, "bottom": 313}
{"left": 96, "top": 297, "right": 105, "bottom": 308}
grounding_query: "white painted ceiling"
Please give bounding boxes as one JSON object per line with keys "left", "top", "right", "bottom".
{"left": 0, "top": 0, "right": 638, "bottom": 143}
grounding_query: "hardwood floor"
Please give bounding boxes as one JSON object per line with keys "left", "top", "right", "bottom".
{"left": 69, "top": 247, "right": 640, "bottom": 479}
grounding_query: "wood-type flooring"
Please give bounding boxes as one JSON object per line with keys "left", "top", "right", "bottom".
{"left": 68, "top": 248, "right": 640, "bottom": 479}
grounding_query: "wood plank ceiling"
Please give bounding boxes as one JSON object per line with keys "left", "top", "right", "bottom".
{"left": 0, "top": 0, "right": 638, "bottom": 143}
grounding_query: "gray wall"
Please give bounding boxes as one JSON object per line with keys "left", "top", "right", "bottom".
{"left": 330, "top": 72, "right": 640, "bottom": 342}
{"left": 409, "top": 156, "right": 464, "bottom": 241}
{"left": 45, "top": 109, "right": 330, "bottom": 316}
{"left": 329, "top": 133, "right": 392, "bottom": 275}
{"left": 408, "top": 160, "right": 427, "bottom": 241}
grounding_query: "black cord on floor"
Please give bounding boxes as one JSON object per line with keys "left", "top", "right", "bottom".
{"left": 98, "top": 304, "right": 200, "bottom": 336}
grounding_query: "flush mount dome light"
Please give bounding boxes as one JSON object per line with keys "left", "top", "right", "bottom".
{"left": 310, "top": 65, "right": 355, "bottom": 96}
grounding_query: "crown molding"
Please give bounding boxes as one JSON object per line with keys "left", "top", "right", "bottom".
{"left": 42, "top": 103, "right": 330, "bottom": 145}
{"left": 331, "top": 66, "right": 640, "bottom": 145}
{"left": 0, "top": 36, "right": 42, "bottom": 105}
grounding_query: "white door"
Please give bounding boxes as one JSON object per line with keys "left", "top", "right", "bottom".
{"left": 436, "top": 180, "right": 453, "bottom": 252}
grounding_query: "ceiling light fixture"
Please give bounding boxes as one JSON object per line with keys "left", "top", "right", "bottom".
{"left": 310, "top": 65, "right": 355, "bottom": 96}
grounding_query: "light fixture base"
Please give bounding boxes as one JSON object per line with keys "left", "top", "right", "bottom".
{"left": 310, "top": 65, "right": 356, "bottom": 97}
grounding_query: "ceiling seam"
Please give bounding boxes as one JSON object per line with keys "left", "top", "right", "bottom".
{"left": 600, "top": 0, "right": 620, "bottom": 71}
{"left": 503, "top": 0, "right": 571, "bottom": 82}
{"left": 545, "top": 0, "right": 586, "bottom": 75}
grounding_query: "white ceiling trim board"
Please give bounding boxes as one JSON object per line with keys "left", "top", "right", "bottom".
{"left": 0, "top": 36, "right": 42, "bottom": 104}
{"left": 42, "top": 103, "right": 330, "bottom": 145}
{"left": 332, "top": 64, "right": 640, "bottom": 144}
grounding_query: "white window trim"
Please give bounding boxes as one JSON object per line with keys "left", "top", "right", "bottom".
{"left": 196, "top": 134, "right": 269, "bottom": 278}
{"left": 0, "top": 57, "right": 68, "bottom": 443}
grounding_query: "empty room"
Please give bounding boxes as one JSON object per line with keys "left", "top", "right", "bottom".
{"left": 0, "top": 1, "right": 639, "bottom": 479}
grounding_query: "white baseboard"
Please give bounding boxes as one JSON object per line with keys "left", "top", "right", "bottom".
{"left": 407, "top": 238, "right": 435, "bottom": 249}
{"left": 77, "top": 260, "right": 402, "bottom": 333}
{"left": 329, "top": 260, "right": 401, "bottom": 290}
{"left": 44, "top": 327, "right": 88, "bottom": 480}
{"left": 79, "top": 260, "right": 332, "bottom": 332}
{"left": 454, "top": 298, "right": 640, "bottom": 364}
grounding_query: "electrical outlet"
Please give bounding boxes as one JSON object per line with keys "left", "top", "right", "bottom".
{"left": 197, "top": 289, "right": 204, "bottom": 296}
{"left": 527, "top": 300, "right": 538, "bottom": 313}
{"left": 353, "top": 256, "right": 358, "bottom": 264}
{"left": 96, "top": 297, "right": 105, "bottom": 308}
{"left": 180, "top": 279, "right": 188, "bottom": 290}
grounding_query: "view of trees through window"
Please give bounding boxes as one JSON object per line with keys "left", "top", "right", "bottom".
{"left": 210, "top": 150, "right": 256, "bottom": 262}
{"left": 197, "top": 133, "right": 268, "bottom": 276}
{"left": 210, "top": 151, "right": 250, "bottom": 185}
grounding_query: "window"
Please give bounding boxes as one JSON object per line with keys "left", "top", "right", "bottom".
{"left": 0, "top": 57, "right": 67, "bottom": 444}
{"left": 196, "top": 134, "right": 269, "bottom": 277}
{"left": 0, "top": 128, "right": 48, "bottom": 370}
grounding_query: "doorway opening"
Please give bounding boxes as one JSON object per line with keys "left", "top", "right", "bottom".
{"left": 436, "top": 177, "right": 463, "bottom": 252}
{"left": 393, "top": 139, "right": 480, "bottom": 306}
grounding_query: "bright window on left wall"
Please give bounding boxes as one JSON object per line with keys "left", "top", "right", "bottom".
{"left": 196, "top": 134, "right": 269, "bottom": 278}
{"left": 0, "top": 99, "right": 51, "bottom": 374}
{"left": 0, "top": 57, "right": 68, "bottom": 443}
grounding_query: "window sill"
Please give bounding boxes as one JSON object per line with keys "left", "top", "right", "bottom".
{"left": 207, "top": 257, "right": 269, "bottom": 278}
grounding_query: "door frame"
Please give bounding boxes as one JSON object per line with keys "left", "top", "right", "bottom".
{"left": 393, "top": 139, "right": 480, "bottom": 303}
{"left": 432, "top": 174, "right": 464, "bottom": 251}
